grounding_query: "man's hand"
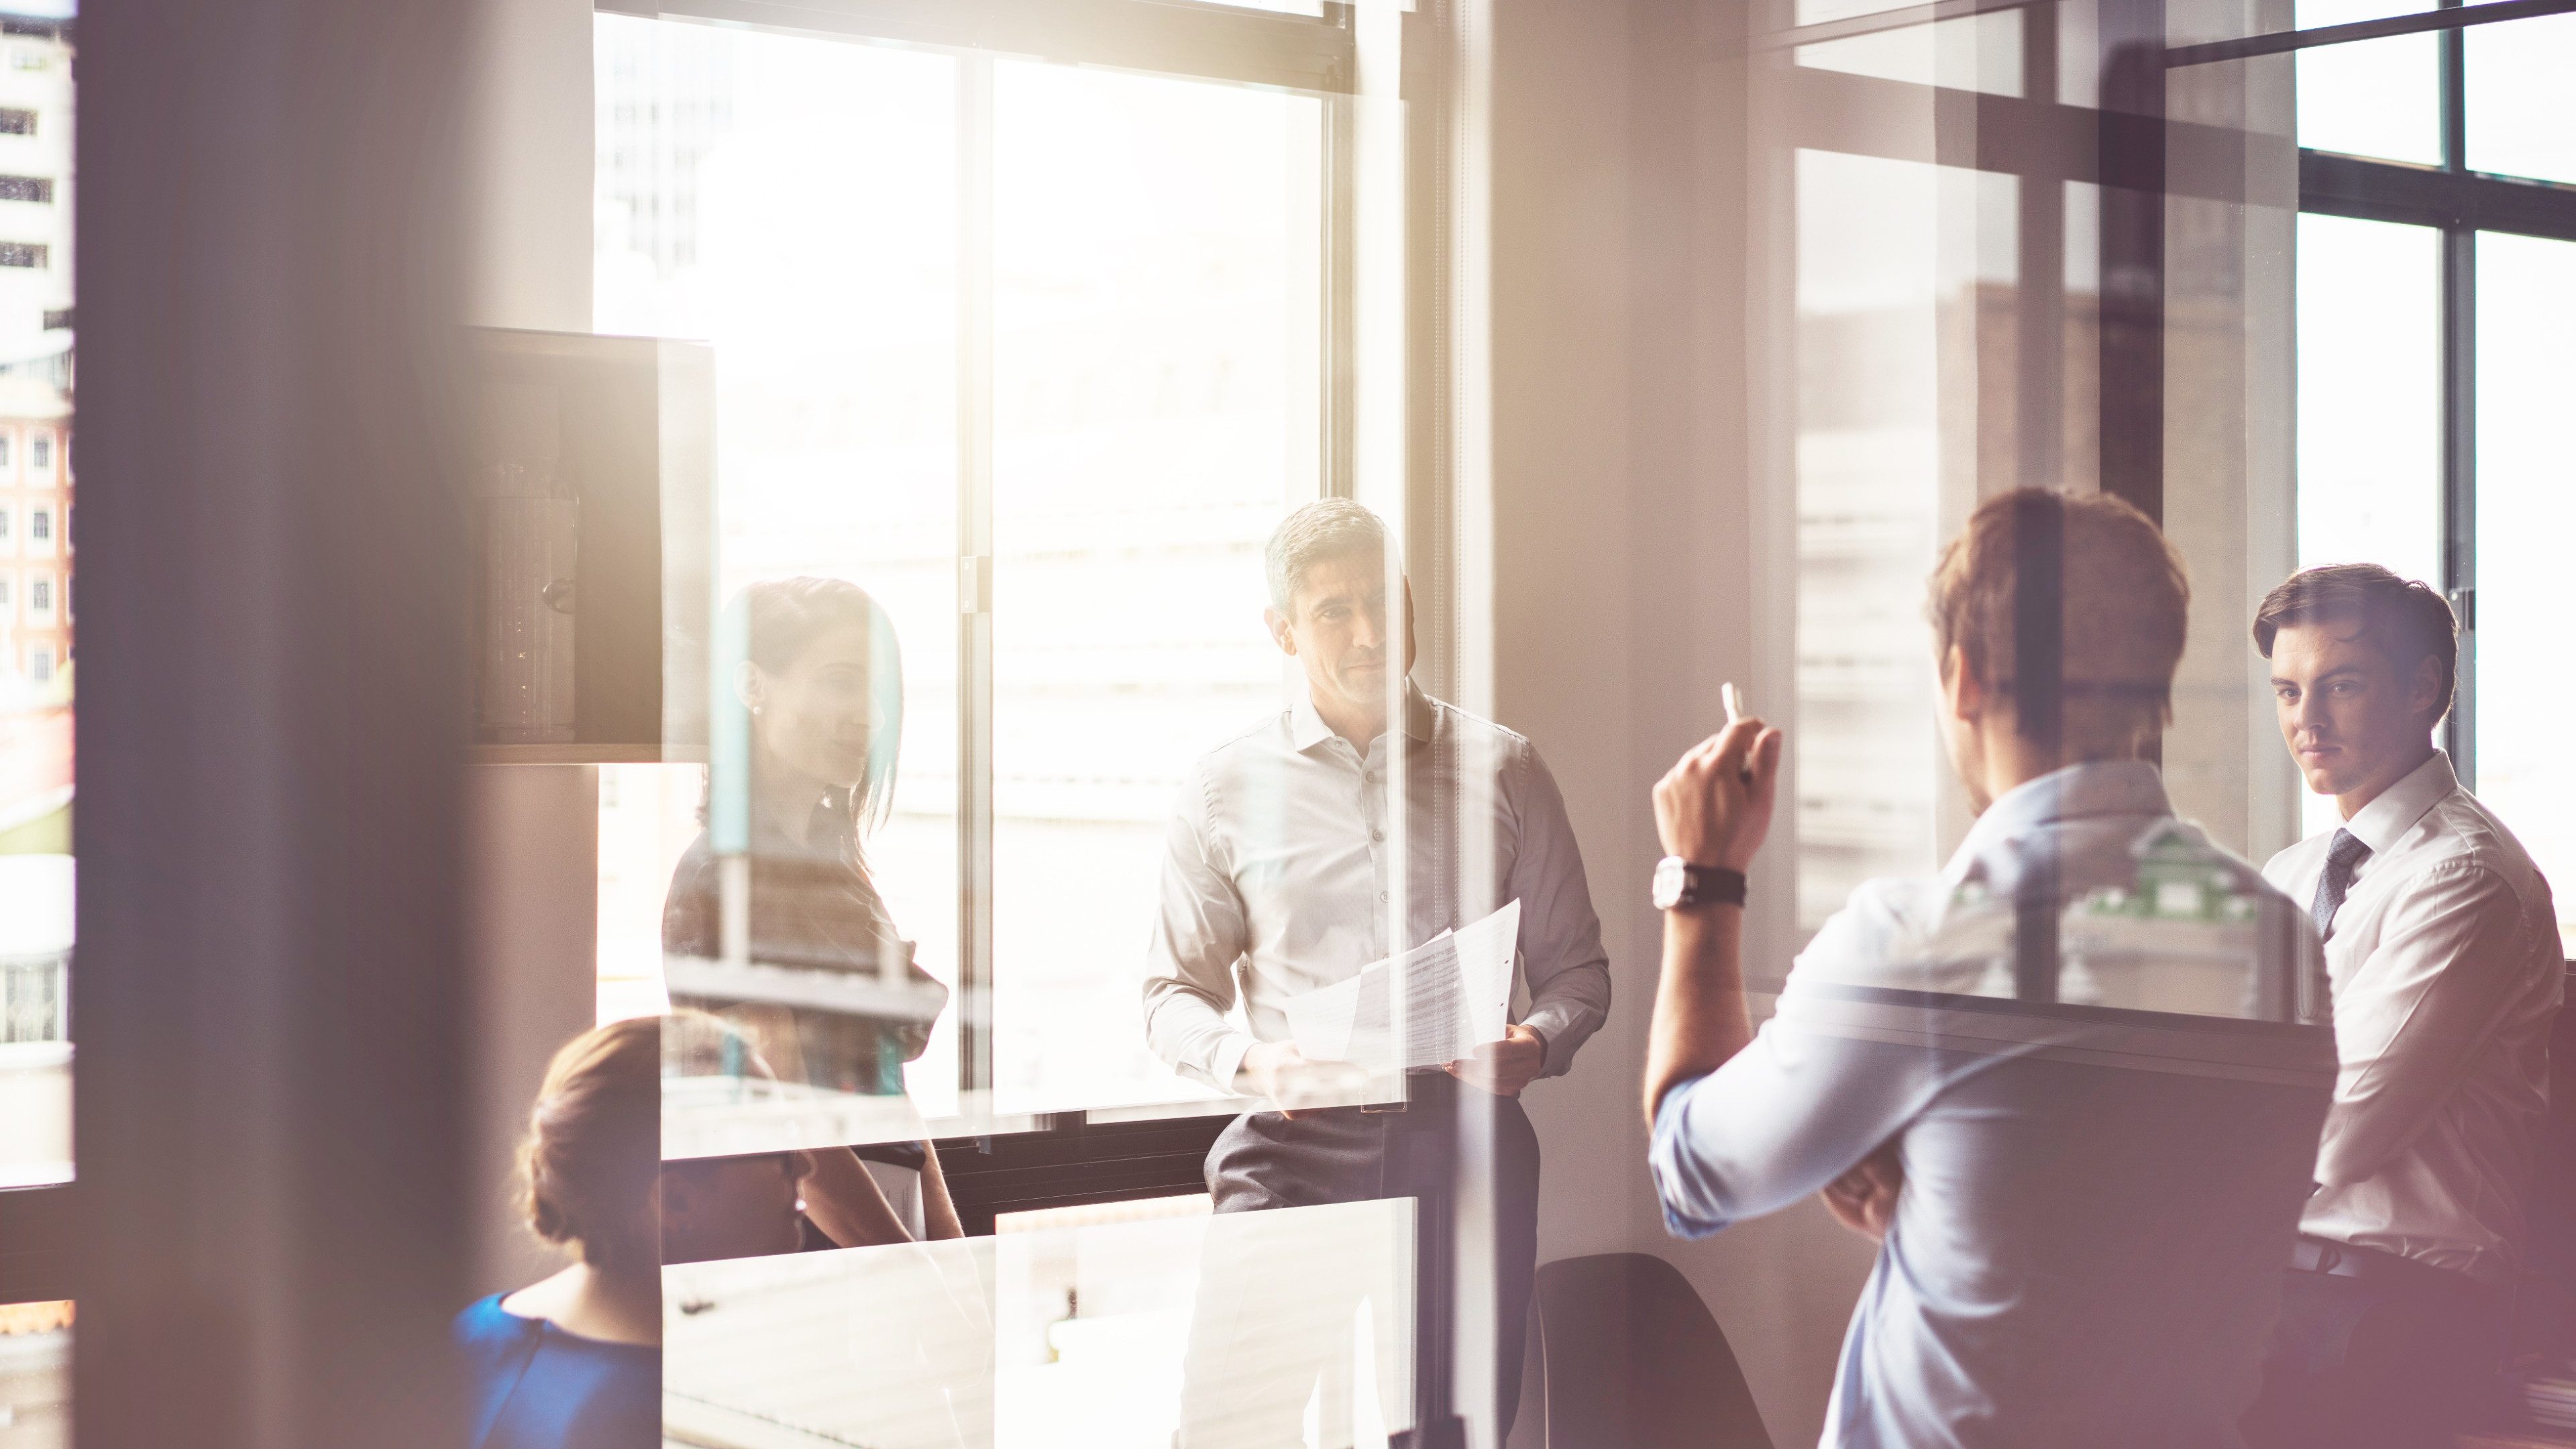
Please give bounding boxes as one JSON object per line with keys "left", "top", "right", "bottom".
{"left": 1446, "top": 1024, "right": 1547, "bottom": 1097}
{"left": 1237, "top": 1039, "right": 1365, "bottom": 1118}
{"left": 1819, "top": 1142, "right": 1904, "bottom": 1244}
{"left": 1653, "top": 717, "right": 1784, "bottom": 872}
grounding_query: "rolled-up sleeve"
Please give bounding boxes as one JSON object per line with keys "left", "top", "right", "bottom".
{"left": 1142, "top": 765, "right": 1258, "bottom": 1093}
{"left": 1650, "top": 898, "right": 1934, "bottom": 1238}
{"left": 1507, "top": 743, "right": 1612, "bottom": 1077}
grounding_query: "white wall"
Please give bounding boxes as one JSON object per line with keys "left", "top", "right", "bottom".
{"left": 1490, "top": 1, "right": 1876, "bottom": 1444}
{"left": 458, "top": 0, "right": 601, "bottom": 1299}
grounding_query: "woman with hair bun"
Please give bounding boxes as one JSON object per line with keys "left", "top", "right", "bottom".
{"left": 454, "top": 1017, "right": 661, "bottom": 1449}
{"left": 457, "top": 1012, "right": 924, "bottom": 1447}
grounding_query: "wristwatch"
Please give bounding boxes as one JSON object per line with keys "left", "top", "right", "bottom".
{"left": 1652, "top": 857, "right": 1747, "bottom": 911}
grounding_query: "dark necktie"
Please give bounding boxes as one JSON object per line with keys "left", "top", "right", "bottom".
{"left": 2310, "top": 828, "right": 2371, "bottom": 939}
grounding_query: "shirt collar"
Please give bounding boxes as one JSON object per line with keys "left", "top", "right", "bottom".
{"left": 2341, "top": 749, "right": 2457, "bottom": 855}
{"left": 1288, "top": 680, "right": 1437, "bottom": 753}
{"left": 1953, "top": 759, "right": 2173, "bottom": 863}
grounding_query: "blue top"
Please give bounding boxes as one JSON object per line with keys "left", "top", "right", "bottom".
{"left": 1650, "top": 762, "right": 2340, "bottom": 1448}
{"left": 455, "top": 1293, "right": 657, "bottom": 1449}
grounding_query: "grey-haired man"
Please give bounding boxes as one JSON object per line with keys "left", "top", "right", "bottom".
{"left": 1144, "top": 498, "right": 1612, "bottom": 1442}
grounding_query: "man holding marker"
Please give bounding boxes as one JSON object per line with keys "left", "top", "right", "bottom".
{"left": 1646, "top": 490, "right": 2336, "bottom": 1448}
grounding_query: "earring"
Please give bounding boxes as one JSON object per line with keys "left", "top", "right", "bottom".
{"left": 752, "top": 706, "right": 763, "bottom": 716}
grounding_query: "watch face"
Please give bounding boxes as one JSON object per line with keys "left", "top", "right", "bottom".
{"left": 1651, "top": 856, "right": 1686, "bottom": 910}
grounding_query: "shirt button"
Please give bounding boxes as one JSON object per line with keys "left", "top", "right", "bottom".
{"left": 1371, "top": 829, "right": 1385, "bottom": 843}
{"left": 1379, "top": 891, "right": 1390, "bottom": 902}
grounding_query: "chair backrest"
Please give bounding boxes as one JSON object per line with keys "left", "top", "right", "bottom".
{"left": 1528, "top": 1252, "right": 1774, "bottom": 1449}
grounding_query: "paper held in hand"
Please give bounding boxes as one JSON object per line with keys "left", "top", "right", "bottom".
{"left": 1283, "top": 900, "right": 1522, "bottom": 1073}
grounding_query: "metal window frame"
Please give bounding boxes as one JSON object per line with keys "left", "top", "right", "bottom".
{"left": 2279, "top": 5, "right": 2576, "bottom": 786}
{"left": 598, "top": 0, "right": 1377, "bottom": 1208}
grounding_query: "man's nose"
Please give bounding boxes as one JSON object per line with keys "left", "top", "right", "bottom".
{"left": 1352, "top": 608, "right": 1385, "bottom": 650}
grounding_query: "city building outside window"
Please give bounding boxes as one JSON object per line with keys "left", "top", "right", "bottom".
{"left": 28, "top": 508, "right": 44, "bottom": 542}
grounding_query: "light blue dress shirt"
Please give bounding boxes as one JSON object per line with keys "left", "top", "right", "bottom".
{"left": 1652, "top": 761, "right": 2339, "bottom": 1448}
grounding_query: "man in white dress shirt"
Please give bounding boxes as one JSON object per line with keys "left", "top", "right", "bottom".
{"left": 2244, "top": 563, "right": 2563, "bottom": 1448}
{"left": 1144, "top": 498, "right": 1611, "bottom": 1444}
{"left": 1648, "top": 490, "right": 2338, "bottom": 1448}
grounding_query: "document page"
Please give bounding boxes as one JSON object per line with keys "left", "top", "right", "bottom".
{"left": 1284, "top": 900, "right": 1521, "bottom": 1071}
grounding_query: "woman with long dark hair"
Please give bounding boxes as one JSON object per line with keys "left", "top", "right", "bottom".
{"left": 661, "top": 576, "right": 960, "bottom": 1240}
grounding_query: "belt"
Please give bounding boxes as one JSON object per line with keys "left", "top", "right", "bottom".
{"left": 1357, "top": 1069, "right": 1456, "bottom": 1116}
{"left": 2288, "top": 1235, "right": 2496, "bottom": 1307}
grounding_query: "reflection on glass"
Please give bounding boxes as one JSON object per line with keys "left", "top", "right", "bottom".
{"left": 663, "top": 1197, "right": 1412, "bottom": 1448}
{"left": 2466, "top": 14, "right": 2576, "bottom": 185}
{"left": 989, "top": 60, "right": 1321, "bottom": 1116}
{"left": 1794, "top": 149, "right": 2009, "bottom": 938}
{"left": 2473, "top": 231, "right": 2576, "bottom": 955}
{"left": 2294, "top": 213, "right": 2441, "bottom": 838}
{"left": 0, "top": 1301, "right": 68, "bottom": 1448}
{"left": 592, "top": 17, "right": 965, "bottom": 1133}
{"left": 596, "top": 762, "right": 698, "bottom": 1024}
{"left": 0, "top": 13, "right": 70, "bottom": 1193}
{"left": 1795, "top": 9, "right": 2024, "bottom": 98}
{"left": 2294, "top": 0, "right": 2440, "bottom": 166}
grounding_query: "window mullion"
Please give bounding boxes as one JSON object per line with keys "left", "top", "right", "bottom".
{"left": 2435, "top": 0, "right": 2477, "bottom": 783}
{"left": 956, "top": 52, "right": 997, "bottom": 1104}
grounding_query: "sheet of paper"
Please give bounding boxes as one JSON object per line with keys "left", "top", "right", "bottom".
{"left": 1283, "top": 900, "right": 1521, "bottom": 1071}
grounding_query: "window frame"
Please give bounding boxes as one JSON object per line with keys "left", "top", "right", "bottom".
{"left": 1741, "top": 0, "right": 2576, "bottom": 964}
{"left": 2275, "top": 13, "right": 2576, "bottom": 788}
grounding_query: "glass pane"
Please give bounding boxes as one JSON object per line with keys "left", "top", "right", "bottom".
{"left": 1793, "top": 149, "right": 2012, "bottom": 943}
{"left": 2474, "top": 230, "right": 2576, "bottom": 955}
{"left": 2294, "top": 212, "right": 2443, "bottom": 838}
{"left": 2466, "top": 13, "right": 2576, "bottom": 185}
{"left": 595, "top": 17, "right": 967, "bottom": 1144}
{"left": 663, "top": 1197, "right": 1414, "bottom": 1448}
{"left": 0, "top": 1301, "right": 69, "bottom": 1448}
{"left": 988, "top": 61, "right": 1322, "bottom": 1118}
{"left": 1796, "top": 10, "right": 2025, "bottom": 99}
{"left": 0, "top": 14, "right": 70, "bottom": 1191}
{"left": 2294, "top": 0, "right": 2440, "bottom": 166}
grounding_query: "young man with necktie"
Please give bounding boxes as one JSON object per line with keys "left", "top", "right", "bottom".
{"left": 2246, "top": 563, "right": 2563, "bottom": 1448}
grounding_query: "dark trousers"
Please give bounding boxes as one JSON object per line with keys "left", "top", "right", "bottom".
{"left": 1178, "top": 1078, "right": 1540, "bottom": 1448}
{"left": 2243, "top": 1239, "right": 2510, "bottom": 1449}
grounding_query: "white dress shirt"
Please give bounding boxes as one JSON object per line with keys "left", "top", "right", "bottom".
{"left": 2263, "top": 749, "right": 2564, "bottom": 1287}
{"left": 1652, "top": 762, "right": 2338, "bottom": 1448}
{"left": 1142, "top": 683, "right": 1611, "bottom": 1094}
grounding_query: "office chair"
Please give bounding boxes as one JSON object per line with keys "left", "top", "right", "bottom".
{"left": 1525, "top": 1253, "right": 1775, "bottom": 1449}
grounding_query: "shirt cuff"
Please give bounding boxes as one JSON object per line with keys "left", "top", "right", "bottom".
{"left": 1518, "top": 1004, "right": 1579, "bottom": 1077}
{"left": 1208, "top": 1032, "right": 1258, "bottom": 1096}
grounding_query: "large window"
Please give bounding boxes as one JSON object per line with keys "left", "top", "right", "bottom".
{"left": 0, "top": 12, "right": 73, "bottom": 1226}
{"left": 1765, "top": 0, "right": 2576, "bottom": 959}
{"left": 593, "top": 7, "right": 1379, "bottom": 1145}
{"left": 2290, "top": 1, "right": 2576, "bottom": 951}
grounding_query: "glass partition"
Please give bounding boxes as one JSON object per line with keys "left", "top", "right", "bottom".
{"left": 662, "top": 1196, "right": 1413, "bottom": 1449}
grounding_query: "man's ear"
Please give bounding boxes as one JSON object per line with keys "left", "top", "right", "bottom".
{"left": 2413, "top": 653, "right": 2449, "bottom": 733}
{"left": 1939, "top": 646, "right": 1984, "bottom": 721}
{"left": 1265, "top": 606, "right": 1297, "bottom": 657}
{"left": 1401, "top": 576, "right": 1417, "bottom": 675}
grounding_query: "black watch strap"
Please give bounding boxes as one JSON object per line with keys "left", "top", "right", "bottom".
{"left": 1682, "top": 864, "right": 1748, "bottom": 907}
